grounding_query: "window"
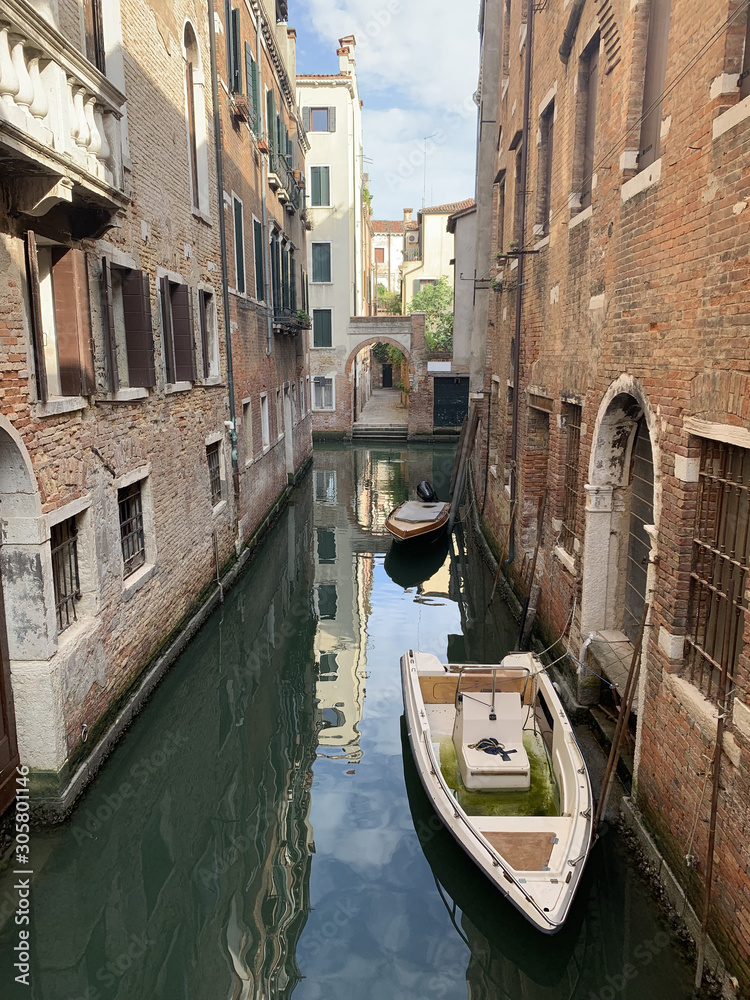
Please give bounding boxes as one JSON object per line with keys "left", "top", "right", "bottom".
{"left": 374, "top": 247, "right": 385, "bottom": 264}
{"left": 741, "top": 6, "right": 750, "bottom": 100}
{"left": 495, "top": 173, "right": 506, "bottom": 253}
{"left": 228, "top": 6, "right": 241, "bottom": 94}
{"left": 513, "top": 141, "right": 524, "bottom": 244}
{"left": 317, "top": 583, "right": 337, "bottom": 620}
{"left": 310, "top": 166, "right": 331, "bottom": 206}
{"left": 253, "top": 219, "right": 265, "bottom": 300}
{"left": 102, "top": 260, "right": 156, "bottom": 391}
{"left": 83, "top": 0, "right": 105, "bottom": 72}
{"left": 242, "top": 398, "right": 253, "bottom": 463}
{"left": 276, "top": 388, "right": 283, "bottom": 439}
{"left": 119, "top": 481, "right": 146, "bottom": 578}
{"left": 51, "top": 517, "right": 80, "bottom": 633}
{"left": 578, "top": 36, "right": 600, "bottom": 210}
{"left": 184, "top": 24, "right": 209, "bottom": 215}
{"left": 538, "top": 101, "right": 554, "bottom": 236}
{"left": 312, "top": 243, "right": 332, "bottom": 283}
{"left": 299, "top": 378, "right": 305, "bottom": 417}
{"left": 561, "top": 403, "right": 582, "bottom": 554}
{"left": 313, "top": 309, "right": 333, "bottom": 348}
{"left": 313, "top": 376, "right": 334, "bottom": 410}
{"left": 207, "top": 442, "right": 222, "bottom": 506}
{"left": 197, "top": 289, "right": 217, "bottom": 379}
{"left": 245, "top": 42, "right": 261, "bottom": 134}
{"left": 686, "top": 440, "right": 750, "bottom": 702}
{"left": 318, "top": 652, "right": 338, "bottom": 681}
{"left": 233, "top": 196, "right": 245, "bottom": 295}
{"left": 303, "top": 107, "right": 336, "bottom": 132}
{"left": 638, "top": 0, "right": 672, "bottom": 170}
{"left": 317, "top": 527, "right": 336, "bottom": 564}
{"left": 260, "top": 393, "right": 270, "bottom": 449}
{"left": 314, "top": 469, "right": 336, "bottom": 504}
{"left": 25, "top": 234, "right": 95, "bottom": 401}
{"left": 160, "top": 277, "right": 196, "bottom": 383}
{"left": 270, "top": 233, "right": 282, "bottom": 313}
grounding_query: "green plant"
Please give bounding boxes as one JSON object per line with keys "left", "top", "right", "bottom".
{"left": 376, "top": 286, "right": 401, "bottom": 315}
{"left": 408, "top": 275, "right": 454, "bottom": 352}
{"left": 296, "top": 310, "right": 311, "bottom": 325}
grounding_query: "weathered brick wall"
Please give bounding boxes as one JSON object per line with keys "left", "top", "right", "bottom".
{"left": 475, "top": 0, "right": 750, "bottom": 985}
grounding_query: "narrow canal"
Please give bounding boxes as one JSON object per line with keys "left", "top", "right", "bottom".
{"left": 0, "top": 442, "right": 696, "bottom": 999}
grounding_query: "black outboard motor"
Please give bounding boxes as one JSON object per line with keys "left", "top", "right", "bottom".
{"left": 416, "top": 480, "right": 439, "bottom": 503}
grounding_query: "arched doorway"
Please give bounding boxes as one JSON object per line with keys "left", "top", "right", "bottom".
{"left": 581, "top": 381, "right": 659, "bottom": 640}
{"left": 345, "top": 337, "right": 411, "bottom": 437}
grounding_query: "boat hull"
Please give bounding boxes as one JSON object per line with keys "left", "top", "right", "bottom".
{"left": 401, "top": 650, "right": 593, "bottom": 933}
{"left": 385, "top": 501, "right": 450, "bottom": 545}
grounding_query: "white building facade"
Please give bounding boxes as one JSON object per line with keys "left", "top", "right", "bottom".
{"left": 400, "top": 201, "right": 472, "bottom": 312}
{"left": 297, "top": 36, "right": 367, "bottom": 435}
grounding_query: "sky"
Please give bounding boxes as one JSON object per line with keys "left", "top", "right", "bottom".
{"left": 288, "top": 0, "right": 481, "bottom": 221}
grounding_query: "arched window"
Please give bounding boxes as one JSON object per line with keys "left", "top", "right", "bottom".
{"left": 183, "top": 23, "right": 209, "bottom": 216}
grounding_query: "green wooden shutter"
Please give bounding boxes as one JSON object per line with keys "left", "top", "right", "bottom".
{"left": 253, "top": 219, "right": 264, "bottom": 300}
{"left": 244, "top": 42, "right": 253, "bottom": 112}
{"left": 328, "top": 107, "right": 336, "bottom": 132}
{"left": 230, "top": 8, "right": 241, "bottom": 93}
{"left": 251, "top": 58, "right": 261, "bottom": 135}
{"left": 266, "top": 90, "right": 276, "bottom": 153}
{"left": 302, "top": 107, "right": 311, "bottom": 132}
{"left": 311, "top": 166, "right": 321, "bottom": 206}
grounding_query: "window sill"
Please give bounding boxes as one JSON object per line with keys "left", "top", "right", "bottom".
{"left": 569, "top": 204, "right": 592, "bottom": 230}
{"left": 713, "top": 93, "right": 750, "bottom": 140}
{"left": 310, "top": 281, "right": 333, "bottom": 286}
{"left": 122, "top": 562, "right": 157, "bottom": 602}
{"left": 244, "top": 458, "right": 254, "bottom": 469}
{"left": 99, "top": 388, "right": 149, "bottom": 403}
{"left": 621, "top": 157, "right": 661, "bottom": 203}
{"left": 191, "top": 207, "right": 212, "bottom": 226}
{"left": 554, "top": 544, "right": 577, "bottom": 576}
{"left": 212, "top": 499, "right": 228, "bottom": 519}
{"left": 311, "top": 345, "right": 334, "bottom": 350}
{"left": 312, "top": 406, "right": 335, "bottom": 412}
{"left": 55, "top": 614, "right": 98, "bottom": 651}
{"left": 533, "top": 235, "right": 550, "bottom": 251}
{"left": 164, "top": 381, "right": 193, "bottom": 395}
{"left": 197, "top": 376, "right": 224, "bottom": 388}
{"left": 36, "top": 396, "right": 88, "bottom": 418}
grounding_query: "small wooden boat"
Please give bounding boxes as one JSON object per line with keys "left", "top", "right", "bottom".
{"left": 385, "top": 480, "right": 450, "bottom": 545}
{"left": 401, "top": 649, "right": 593, "bottom": 933}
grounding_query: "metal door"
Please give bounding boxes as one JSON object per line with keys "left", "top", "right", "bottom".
{"left": 433, "top": 376, "right": 469, "bottom": 428}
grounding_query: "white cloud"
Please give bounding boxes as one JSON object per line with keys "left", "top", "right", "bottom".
{"left": 289, "top": 0, "right": 481, "bottom": 218}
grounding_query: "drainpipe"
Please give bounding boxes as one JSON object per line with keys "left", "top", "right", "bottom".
{"left": 208, "top": 0, "right": 239, "bottom": 487}
{"left": 579, "top": 632, "right": 596, "bottom": 668}
{"left": 256, "top": 11, "right": 273, "bottom": 356}
{"left": 509, "top": 0, "right": 534, "bottom": 563}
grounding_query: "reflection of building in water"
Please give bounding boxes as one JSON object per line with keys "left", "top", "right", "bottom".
{"left": 312, "top": 444, "right": 455, "bottom": 761}
{"left": 313, "top": 465, "right": 373, "bottom": 762}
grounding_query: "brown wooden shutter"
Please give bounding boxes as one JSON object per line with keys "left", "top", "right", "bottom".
{"left": 160, "top": 275, "right": 176, "bottom": 382}
{"left": 25, "top": 231, "right": 48, "bottom": 402}
{"left": 170, "top": 283, "right": 196, "bottom": 382}
{"left": 198, "top": 289, "right": 210, "bottom": 379}
{"left": 581, "top": 42, "right": 599, "bottom": 209}
{"left": 52, "top": 248, "right": 95, "bottom": 396}
{"left": 123, "top": 269, "right": 156, "bottom": 388}
{"left": 101, "top": 257, "right": 119, "bottom": 392}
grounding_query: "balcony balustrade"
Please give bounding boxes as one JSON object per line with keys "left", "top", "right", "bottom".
{"left": 0, "top": 0, "right": 127, "bottom": 232}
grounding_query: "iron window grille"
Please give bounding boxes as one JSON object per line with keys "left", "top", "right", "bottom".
{"left": 686, "top": 440, "right": 750, "bottom": 701}
{"left": 51, "top": 517, "right": 80, "bottom": 633}
{"left": 207, "top": 442, "right": 222, "bottom": 506}
{"left": 561, "top": 403, "right": 582, "bottom": 554}
{"left": 119, "top": 481, "right": 146, "bottom": 577}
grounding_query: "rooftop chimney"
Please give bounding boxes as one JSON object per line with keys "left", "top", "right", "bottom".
{"left": 403, "top": 208, "right": 413, "bottom": 224}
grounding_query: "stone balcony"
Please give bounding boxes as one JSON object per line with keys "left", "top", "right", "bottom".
{"left": 0, "top": 0, "right": 128, "bottom": 237}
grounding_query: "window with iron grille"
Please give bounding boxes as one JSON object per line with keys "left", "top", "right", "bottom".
{"left": 561, "top": 403, "right": 582, "bottom": 554}
{"left": 118, "top": 481, "right": 146, "bottom": 577}
{"left": 51, "top": 517, "right": 80, "bottom": 633}
{"left": 207, "top": 442, "right": 222, "bottom": 506}
{"left": 686, "top": 440, "right": 750, "bottom": 702}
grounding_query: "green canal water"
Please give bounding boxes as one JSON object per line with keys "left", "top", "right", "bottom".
{"left": 0, "top": 443, "right": 697, "bottom": 999}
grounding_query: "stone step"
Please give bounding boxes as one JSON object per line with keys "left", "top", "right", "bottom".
{"left": 351, "top": 425, "right": 408, "bottom": 439}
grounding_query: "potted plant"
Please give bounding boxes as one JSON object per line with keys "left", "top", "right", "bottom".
{"left": 295, "top": 310, "right": 312, "bottom": 329}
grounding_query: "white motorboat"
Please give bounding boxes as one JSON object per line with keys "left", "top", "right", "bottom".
{"left": 401, "top": 649, "right": 593, "bottom": 933}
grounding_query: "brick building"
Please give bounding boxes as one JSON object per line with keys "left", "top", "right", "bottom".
{"left": 468, "top": 0, "right": 750, "bottom": 989}
{"left": 0, "top": 0, "right": 311, "bottom": 819}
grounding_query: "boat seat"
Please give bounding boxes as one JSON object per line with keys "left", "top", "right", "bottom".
{"left": 454, "top": 691, "right": 531, "bottom": 791}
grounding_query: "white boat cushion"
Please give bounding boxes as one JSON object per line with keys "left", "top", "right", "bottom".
{"left": 458, "top": 692, "right": 529, "bottom": 773}
{"left": 394, "top": 501, "right": 446, "bottom": 523}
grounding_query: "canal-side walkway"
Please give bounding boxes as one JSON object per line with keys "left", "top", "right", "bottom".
{"left": 353, "top": 388, "right": 408, "bottom": 438}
